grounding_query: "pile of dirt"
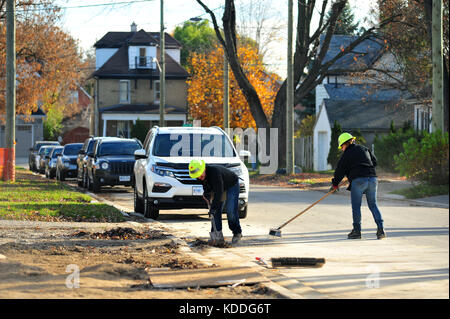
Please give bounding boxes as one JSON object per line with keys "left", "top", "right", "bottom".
{"left": 70, "top": 227, "right": 167, "bottom": 240}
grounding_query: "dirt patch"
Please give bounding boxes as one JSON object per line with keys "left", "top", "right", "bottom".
{"left": 250, "top": 173, "right": 332, "bottom": 188}
{"left": 0, "top": 221, "right": 280, "bottom": 299}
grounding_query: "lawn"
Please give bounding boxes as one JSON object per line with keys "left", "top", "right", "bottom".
{"left": 0, "top": 168, "right": 125, "bottom": 222}
{"left": 391, "top": 183, "right": 449, "bottom": 199}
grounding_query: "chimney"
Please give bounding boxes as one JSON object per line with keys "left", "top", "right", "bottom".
{"left": 131, "top": 22, "right": 137, "bottom": 32}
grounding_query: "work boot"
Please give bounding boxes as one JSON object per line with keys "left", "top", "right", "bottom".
{"left": 209, "top": 231, "right": 225, "bottom": 246}
{"left": 232, "top": 233, "right": 242, "bottom": 244}
{"left": 376, "top": 228, "right": 386, "bottom": 239}
{"left": 347, "top": 229, "right": 361, "bottom": 239}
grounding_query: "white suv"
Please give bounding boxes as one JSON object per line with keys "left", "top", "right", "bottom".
{"left": 133, "top": 126, "right": 250, "bottom": 220}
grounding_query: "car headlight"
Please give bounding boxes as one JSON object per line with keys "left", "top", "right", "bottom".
{"left": 101, "top": 162, "right": 109, "bottom": 170}
{"left": 230, "top": 166, "right": 243, "bottom": 176}
{"left": 151, "top": 165, "right": 175, "bottom": 178}
{"left": 64, "top": 161, "right": 70, "bottom": 168}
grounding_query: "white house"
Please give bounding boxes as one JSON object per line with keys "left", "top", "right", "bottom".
{"left": 312, "top": 35, "right": 418, "bottom": 171}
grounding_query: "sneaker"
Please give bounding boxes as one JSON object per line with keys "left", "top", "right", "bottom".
{"left": 376, "top": 228, "right": 386, "bottom": 239}
{"left": 232, "top": 233, "right": 242, "bottom": 244}
{"left": 347, "top": 229, "right": 361, "bottom": 239}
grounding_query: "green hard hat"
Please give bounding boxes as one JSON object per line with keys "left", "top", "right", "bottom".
{"left": 189, "top": 159, "right": 206, "bottom": 179}
{"left": 338, "top": 132, "right": 355, "bottom": 149}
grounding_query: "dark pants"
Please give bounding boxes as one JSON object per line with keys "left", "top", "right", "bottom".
{"left": 210, "top": 182, "right": 242, "bottom": 235}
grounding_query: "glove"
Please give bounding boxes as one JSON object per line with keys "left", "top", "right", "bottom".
{"left": 329, "top": 184, "right": 339, "bottom": 193}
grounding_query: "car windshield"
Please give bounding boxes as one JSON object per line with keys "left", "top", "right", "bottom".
{"left": 51, "top": 148, "right": 63, "bottom": 158}
{"left": 34, "top": 142, "right": 58, "bottom": 151}
{"left": 63, "top": 144, "right": 82, "bottom": 156}
{"left": 97, "top": 141, "right": 141, "bottom": 156}
{"left": 87, "top": 140, "right": 95, "bottom": 153}
{"left": 152, "top": 133, "right": 236, "bottom": 157}
{"left": 39, "top": 147, "right": 53, "bottom": 156}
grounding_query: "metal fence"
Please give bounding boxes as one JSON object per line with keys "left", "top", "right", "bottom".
{"left": 294, "top": 136, "right": 313, "bottom": 171}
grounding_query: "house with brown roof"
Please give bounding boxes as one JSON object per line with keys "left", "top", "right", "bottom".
{"left": 91, "top": 22, "right": 189, "bottom": 137}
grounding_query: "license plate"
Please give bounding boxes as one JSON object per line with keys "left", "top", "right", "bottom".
{"left": 192, "top": 186, "right": 203, "bottom": 196}
{"left": 119, "top": 176, "right": 131, "bottom": 182}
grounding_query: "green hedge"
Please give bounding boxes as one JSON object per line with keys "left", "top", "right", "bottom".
{"left": 394, "top": 130, "right": 449, "bottom": 185}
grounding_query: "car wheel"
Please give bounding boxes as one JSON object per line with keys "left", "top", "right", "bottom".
{"left": 143, "top": 186, "right": 159, "bottom": 219}
{"left": 239, "top": 206, "right": 248, "bottom": 219}
{"left": 134, "top": 185, "right": 144, "bottom": 213}
{"left": 59, "top": 170, "right": 65, "bottom": 181}
{"left": 92, "top": 176, "right": 101, "bottom": 193}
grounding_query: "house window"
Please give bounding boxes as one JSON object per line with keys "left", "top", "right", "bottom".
{"left": 119, "top": 80, "right": 130, "bottom": 103}
{"left": 154, "top": 80, "right": 160, "bottom": 104}
{"left": 138, "top": 48, "right": 147, "bottom": 67}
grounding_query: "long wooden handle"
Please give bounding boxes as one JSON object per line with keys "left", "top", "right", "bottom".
{"left": 277, "top": 180, "right": 347, "bottom": 230}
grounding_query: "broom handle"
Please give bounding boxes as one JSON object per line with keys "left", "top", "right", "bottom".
{"left": 277, "top": 180, "right": 348, "bottom": 230}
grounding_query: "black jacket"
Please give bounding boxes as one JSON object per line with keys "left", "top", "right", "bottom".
{"left": 202, "top": 165, "right": 239, "bottom": 211}
{"left": 332, "top": 144, "right": 377, "bottom": 190}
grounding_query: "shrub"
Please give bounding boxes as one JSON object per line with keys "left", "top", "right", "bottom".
{"left": 327, "top": 121, "right": 343, "bottom": 169}
{"left": 373, "top": 122, "right": 422, "bottom": 172}
{"left": 130, "top": 118, "right": 148, "bottom": 144}
{"left": 394, "top": 130, "right": 449, "bottom": 185}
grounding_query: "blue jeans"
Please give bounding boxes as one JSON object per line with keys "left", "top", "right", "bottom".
{"left": 211, "top": 182, "right": 242, "bottom": 235}
{"left": 350, "top": 177, "right": 384, "bottom": 231}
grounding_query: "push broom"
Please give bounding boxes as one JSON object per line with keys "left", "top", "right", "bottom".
{"left": 269, "top": 180, "right": 347, "bottom": 237}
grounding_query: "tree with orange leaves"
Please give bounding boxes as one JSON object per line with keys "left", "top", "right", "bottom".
{"left": 0, "top": 1, "right": 86, "bottom": 122}
{"left": 187, "top": 44, "right": 279, "bottom": 129}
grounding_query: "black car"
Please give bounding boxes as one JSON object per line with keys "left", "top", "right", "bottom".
{"left": 29, "top": 141, "right": 60, "bottom": 171}
{"left": 76, "top": 136, "right": 105, "bottom": 188}
{"left": 37, "top": 145, "right": 58, "bottom": 174}
{"left": 86, "top": 138, "right": 142, "bottom": 193}
{"left": 55, "top": 143, "right": 83, "bottom": 181}
{"left": 45, "top": 146, "right": 63, "bottom": 179}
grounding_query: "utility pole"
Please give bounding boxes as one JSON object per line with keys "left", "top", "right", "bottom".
{"left": 5, "top": 0, "right": 16, "bottom": 182}
{"left": 286, "top": 0, "right": 294, "bottom": 175}
{"left": 432, "top": 0, "right": 444, "bottom": 134}
{"left": 223, "top": 54, "right": 230, "bottom": 135}
{"left": 159, "top": 0, "right": 165, "bottom": 127}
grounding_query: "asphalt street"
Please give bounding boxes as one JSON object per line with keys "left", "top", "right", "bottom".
{"left": 80, "top": 182, "right": 449, "bottom": 299}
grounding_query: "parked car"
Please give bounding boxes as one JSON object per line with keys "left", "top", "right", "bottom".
{"left": 36, "top": 145, "right": 58, "bottom": 174}
{"left": 86, "top": 138, "right": 142, "bottom": 193}
{"left": 44, "top": 146, "right": 63, "bottom": 179}
{"left": 29, "top": 141, "right": 60, "bottom": 171}
{"left": 76, "top": 136, "right": 105, "bottom": 188}
{"left": 133, "top": 126, "right": 250, "bottom": 220}
{"left": 55, "top": 143, "right": 84, "bottom": 181}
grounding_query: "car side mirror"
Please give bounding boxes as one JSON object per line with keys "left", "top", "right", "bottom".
{"left": 78, "top": 150, "right": 86, "bottom": 155}
{"left": 239, "top": 150, "right": 251, "bottom": 157}
{"left": 134, "top": 149, "right": 147, "bottom": 159}
{"left": 29, "top": 148, "right": 33, "bottom": 151}
{"left": 45, "top": 155, "right": 50, "bottom": 159}
{"left": 87, "top": 152, "right": 94, "bottom": 157}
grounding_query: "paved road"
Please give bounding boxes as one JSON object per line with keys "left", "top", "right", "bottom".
{"left": 72, "top": 181, "right": 448, "bottom": 299}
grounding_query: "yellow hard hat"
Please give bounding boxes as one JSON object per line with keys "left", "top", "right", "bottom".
{"left": 338, "top": 132, "right": 355, "bottom": 149}
{"left": 189, "top": 159, "right": 206, "bottom": 179}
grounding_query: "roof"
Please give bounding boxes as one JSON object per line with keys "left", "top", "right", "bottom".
{"left": 324, "top": 84, "right": 411, "bottom": 101}
{"left": 91, "top": 45, "right": 189, "bottom": 79}
{"left": 321, "top": 35, "right": 385, "bottom": 73}
{"left": 94, "top": 30, "right": 181, "bottom": 49}
{"left": 323, "top": 99, "right": 414, "bottom": 131}
{"left": 99, "top": 103, "right": 187, "bottom": 114}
